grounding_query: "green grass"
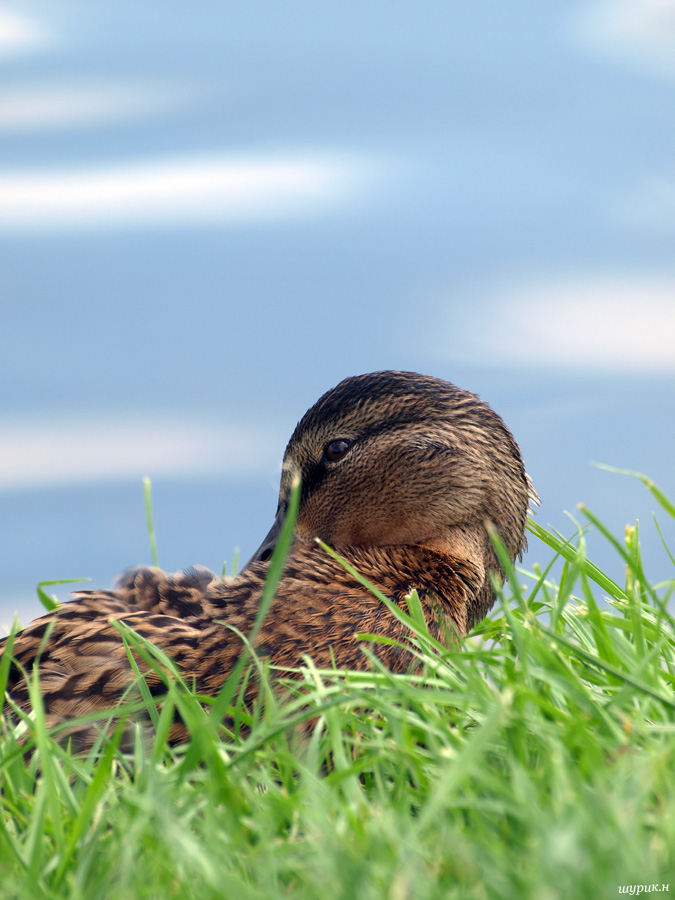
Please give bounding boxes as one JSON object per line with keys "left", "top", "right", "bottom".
{"left": 2, "top": 472, "right": 675, "bottom": 900}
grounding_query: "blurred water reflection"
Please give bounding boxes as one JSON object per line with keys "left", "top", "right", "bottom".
{"left": 1, "top": 0, "right": 673, "bottom": 622}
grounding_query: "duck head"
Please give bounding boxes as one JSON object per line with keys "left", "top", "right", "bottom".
{"left": 249, "top": 370, "right": 535, "bottom": 629}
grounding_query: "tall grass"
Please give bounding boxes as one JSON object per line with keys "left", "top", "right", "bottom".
{"left": 1, "top": 472, "right": 674, "bottom": 900}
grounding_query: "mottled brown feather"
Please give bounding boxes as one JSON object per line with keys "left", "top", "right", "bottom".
{"left": 1, "top": 370, "right": 535, "bottom": 747}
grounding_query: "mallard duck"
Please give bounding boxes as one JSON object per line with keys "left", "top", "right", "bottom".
{"left": 2, "top": 371, "right": 535, "bottom": 745}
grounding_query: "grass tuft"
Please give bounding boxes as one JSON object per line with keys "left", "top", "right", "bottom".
{"left": 1, "top": 475, "right": 674, "bottom": 899}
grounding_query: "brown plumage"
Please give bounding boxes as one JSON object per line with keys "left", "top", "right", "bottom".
{"left": 1, "top": 371, "right": 536, "bottom": 746}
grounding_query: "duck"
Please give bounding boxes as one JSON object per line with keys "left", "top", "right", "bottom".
{"left": 1, "top": 370, "right": 535, "bottom": 746}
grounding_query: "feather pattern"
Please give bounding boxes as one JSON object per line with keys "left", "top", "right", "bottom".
{"left": 1, "top": 371, "right": 534, "bottom": 747}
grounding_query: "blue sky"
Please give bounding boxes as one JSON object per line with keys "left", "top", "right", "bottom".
{"left": 1, "top": 0, "right": 674, "bottom": 623}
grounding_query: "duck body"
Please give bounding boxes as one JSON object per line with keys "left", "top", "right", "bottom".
{"left": 2, "top": 371, "right": 534, "bottom": 745}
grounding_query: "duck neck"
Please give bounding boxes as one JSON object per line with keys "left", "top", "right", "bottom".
{"left": 325, "top": 541, "right": 486, "bottom": 638}
{"left": 418, "top": 523, "right": 505, "bottom": 631}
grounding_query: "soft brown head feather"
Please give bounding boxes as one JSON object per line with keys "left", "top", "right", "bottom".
{"left": 265, "top": 370, "right": 533, "bottom": 629}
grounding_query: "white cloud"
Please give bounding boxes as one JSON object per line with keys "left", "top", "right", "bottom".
{"left": 0, "top": 416, "right": 282, "bottom": 491}
{"left": 438, "top": 275, "right": 675, "bottom": 371}
{"left": 0, "top": 80, "right": 201, "bottom": 132}
{"left": 0, "top": 153, "right": 370, "bottom": 231}
{"left": 575, "top": 0, "right": 675, "bottom": 78}
{"left": 0, "top": 9, "right": 52, "bottom": 57}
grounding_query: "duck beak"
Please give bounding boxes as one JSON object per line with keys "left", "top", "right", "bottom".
{"left": 244, "top": 509, "right": 285, "bottom": 568}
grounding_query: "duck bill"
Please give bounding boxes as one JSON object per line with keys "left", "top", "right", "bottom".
{"left": 244, "top": 510, "right": 285, "bottom": 568}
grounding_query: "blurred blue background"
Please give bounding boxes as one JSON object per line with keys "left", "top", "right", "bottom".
{"left": 1, "top": 0, "right": 674, "bottom": 625}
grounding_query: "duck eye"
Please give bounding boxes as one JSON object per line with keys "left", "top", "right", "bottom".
{"left": 324, "top": 439, "right": 351, "bottom": 462}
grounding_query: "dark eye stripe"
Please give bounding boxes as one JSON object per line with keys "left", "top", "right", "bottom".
{"left": 323, "top": 439, "right": 351, "bottom": 462}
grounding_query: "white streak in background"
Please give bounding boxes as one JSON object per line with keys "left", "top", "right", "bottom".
{"left": 0, "top": 9, "right": 52, "bottom": 57}
{"left": 0, "top": 417, "right": 281, "bottom": 491}
{"left": 0, "top": 81, "right": 202, "bottom": 132}
{"left": 616, "top": 171, "right": 675, "bottom": 233}
{"left": 575, "top": 0, "right": 675, "bottom": 78}
{"left": 0, "top": 154, "right": 370, "bottom": 231}
{"left": 439, "top": 276, "right": 675, "bottom": 371}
